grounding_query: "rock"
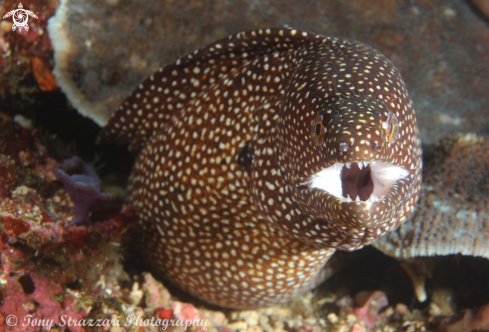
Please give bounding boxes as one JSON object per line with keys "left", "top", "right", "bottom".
{"left": 228, "top": 321, "right": 248, "bottom": 332}
{"left": 46, "top": 0, "right": 489, "bottom": 149}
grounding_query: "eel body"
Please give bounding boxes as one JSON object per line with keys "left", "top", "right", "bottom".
{"left": 100, "top": 28, "right": 422, "bottom": 309}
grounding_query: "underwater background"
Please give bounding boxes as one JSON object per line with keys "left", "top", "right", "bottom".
{"left": 0, "top": 0, "right": 488, "bottom": 331}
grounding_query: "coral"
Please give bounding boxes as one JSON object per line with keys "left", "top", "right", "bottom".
{"left": 55, "top": 156, "right": 113, "bottom": 225}
{"left": 30, "top": 56, "right": 58, "bottom": 91}
{"left": 0, "top": 0, "right": 59, "bottom": 95}
{"left": 47, "top": 0, "right": 489, "bottom": 148}
{"left": 0, "top": 112, "right": 133, "bottom": 330}
{"left": 373, "top": 134, "right": 489, "bottom": 259}
{"left": 352, "top": 291, "right": 389, "bottom": 330}
{"left": 0, "top": 246, "right": 90, "bottom": 332}
{"left": 373, "top": 134, "right": 489, "bottom": 304}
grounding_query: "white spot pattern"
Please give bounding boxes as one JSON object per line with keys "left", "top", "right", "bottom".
{"left": 101, "top": 28, "right": 422, "bottom": 309}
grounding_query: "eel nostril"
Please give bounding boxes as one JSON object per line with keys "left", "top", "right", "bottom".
{"left": 339, "top": 142, "right": 349, "bottom": 152}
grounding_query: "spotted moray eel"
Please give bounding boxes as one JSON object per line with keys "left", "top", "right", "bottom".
{"left": 100, "top": 28, "right": 422, "bottom": 309}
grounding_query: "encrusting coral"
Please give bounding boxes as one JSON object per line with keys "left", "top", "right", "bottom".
{"left": 0, "top": 112, "right": 129, "bottom": 331}
{"left": 373, "top": 133, "right": 489, "bottom": 304}
{"left": 373, "top": 133, "right": 489, "bottom": 259}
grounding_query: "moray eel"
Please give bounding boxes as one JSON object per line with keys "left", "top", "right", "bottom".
{"left": 100, "top": 28, "right": 422, "bottom": 309}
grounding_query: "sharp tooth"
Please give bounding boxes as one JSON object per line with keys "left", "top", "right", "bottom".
{"left": 346, "top": 163, "right": 351, "bottom": 169}
{"left": 356, "top": 195, "right": 361, "bottom": 202}
{"left": 346, "top": 195, "right": 352, "bottom": 202}
{"left": 364, "top": 161, "right": 369, "bottom": 168}
{"left": 358, "top": 162, "right": 363, "bottom": 170}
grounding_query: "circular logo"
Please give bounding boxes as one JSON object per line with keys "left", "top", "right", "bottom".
{"left": 13, "top": 9, "right": 28, "bottom": 26}
{"left": 2, "top": 4, "right": 38, "bottom": 32}
{"left": 6, "top": 315, "right": 18, "bottom": 326}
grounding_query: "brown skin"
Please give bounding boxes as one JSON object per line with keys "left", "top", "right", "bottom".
{"left": 101, "top": 28, "right": 421, "bottom": 308}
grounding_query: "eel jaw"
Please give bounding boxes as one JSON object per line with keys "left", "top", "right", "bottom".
{"left": 307, "top": 161, "right": 410, "bottom": 203}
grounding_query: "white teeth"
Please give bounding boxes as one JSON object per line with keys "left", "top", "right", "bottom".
{"left": 367, "top": 193, "right": 379, "bottom": 202}
{"left": 308, "top": 160, "right": 409, "bottom": 206}
{"left": 359, "top": 161, "right": 369, "bottom": 169}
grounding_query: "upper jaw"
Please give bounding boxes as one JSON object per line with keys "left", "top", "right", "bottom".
{"left": 303, "top": 160, "right": 410, "bottom": 203}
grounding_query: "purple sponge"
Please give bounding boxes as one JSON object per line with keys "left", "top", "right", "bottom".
{"left": 55, "top": 156, "right": 113, "bottom": 226}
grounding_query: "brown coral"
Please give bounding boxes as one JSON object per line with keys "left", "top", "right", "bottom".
{"left": 373, "top": 134, "right": 489, "bottom": 259}
{"left": 47, "top": 0, "right": 489, "bottom": 148}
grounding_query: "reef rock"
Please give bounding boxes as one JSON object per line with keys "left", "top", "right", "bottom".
{"left": 47, "top": 0, "right": 489, "bottom": 148}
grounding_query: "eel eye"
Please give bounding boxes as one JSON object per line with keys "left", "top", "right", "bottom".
{"left": 315, "top": 120, "right": 322, "bottom": 137}
{"left": 311, "top": 114, "right": 325, "bottom": 146}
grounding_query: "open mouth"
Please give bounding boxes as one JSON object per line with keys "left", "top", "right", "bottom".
{"left": 305, "top": 161, "right": 409, "bottom": 202}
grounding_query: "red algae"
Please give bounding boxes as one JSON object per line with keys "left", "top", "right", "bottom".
{"left": 0, "top": 112, "right": 133, "bottom": 330}
{"left": 30, "top": 56, "right": 58, "bottom": 91}
{"left": 353, "top": 291, "right": 389, "bottom": 329}
{"left": 0, "top": 0, "right": 59, "bottom": 94}
{"left": 2, "top": 216, "right": 30, "bottom": 236}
